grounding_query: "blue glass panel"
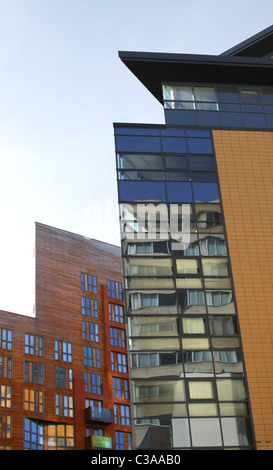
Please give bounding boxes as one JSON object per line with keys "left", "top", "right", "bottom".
{"left": 191, "top": 172, "right": 217, "bottom": 182}
{"left": 244, "top": 113, "right": 267, "bottom": 128}
{"left": 219, "top": 103, "right": 241, "bottom": 112}
{"left": 165, "top": 109, "right": 197, "bottom": 126}
{"left": 166, "top": 182, "right": 193, "bottom": 202}
{"left": 216, "top": 87, "right": 240, "bottom": 103}
{"left": 266, "top": 114, "right": 273, "bottom": 128}
{"left": 166, "top": 171, "right": 190, "bottom": 181}
{"left": 265, "top": 105, "right": 273, "bottom": 113}
{"left": 162, "top": 137, "right": 187, "bottom": 153}
{"left": 118, "top": 181, "right": 166, "bottom": 201}
{"left": 193, "top": 183, "right": 219, "bottom": 202}
{"left": 262, "top": 89, "right": 273, "bottom": 104}
{"left": 197, "top": 111, "right": 221, "bottom": 127}
{"left": 115, "top": 127, "right": 160, "bottom": 135}
{"left": 220, "top": 112, "right": 244, "bottom": 128}
{"left": 186, "top": 130, "right": 211, "bottom": 137}
{"left": 165, "top": 155, "right": 188, "bottom": 169}
{"left": 161, "top": 129, "right": 185, "bottom": 136}
{"left": 242, "top": 104, "right": 264, "bottom": 112}
{"left": 189, "top": 155, "right": 215, "bottom": 171}
{"left": 116, "top": 135, "right": 161, "bottom": 153}
{"left": 187, "top": 138, "right": 213, "bottom": 154}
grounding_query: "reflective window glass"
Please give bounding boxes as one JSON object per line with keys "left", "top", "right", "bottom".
{"left": 216, "top": 87, "right": 240, "bottom": 103}
{"left": 115, "top": 127, "right": 160, "bottom": 135}
{"left": 166, "top": 171, "right": 190, "bottom": 181}
{"left": 118, "top": 170, "right": 164, "bottom": 180}
{"left": 189, "top": 403, "right": 218, "bottom": 416}
{"left": 202, "top": 258, "right": 228, "bottom": 277}
{"left": 166, "top": 182, "right": 193, "bottom": 202}
{"left": 189, "top": 155, "right": 215, "bottom": 171}
{"left": 188, "top": 381, "right": 214, "bottom": 399}
{"left": 134, "top": 379, "right": 185, "bottom": 402}
{"left": 221, "top": 417, "right": 253, "bottom": 447}
{"left": 190, "top": 418, "right": 222, "bottom": 446}
{"left": 129, "top": 337, "right": 180, "bottom": 351}
{"left": 244, "top": 113, "right": 267, "bottom": 128}
{"left": 193, "top": 183, "right": 219, "bottom": 202}
{"left": 191, "top": 172, "right": 217, "bottom": 182}
{"left": 241, "top": 89, "right": 260, "bottom": 103}
{"left": 162, "top": 137, "right": 187, "bottom": 153}
{"left": 182, "top": 338, "right": 209, "bottom": 350}
{"left": 182, "top": 318, "right": 205, "bottom": 334}
{"left": 163, "top": 85, "right": 194, "bottom": 103}
{"left": 116, "top": 135, "right": 161, "bottom": 153}
{"left": 165, "top": 155, "right": 187, "bottom": 169}
{"left": 129, "top": 316, "right": 178, "bottom": 337}
{"left": 220, "top": 112, "right": 244, "bottom": 127}
{"left": 183, "top": 350, "right": 213, "bottom": 376}
{"left": 172, "top": 418, "right": 191, "bottom": 447}
{"left": 187, "top": 138, "right": 213, "bottom": 154}
{"left": 124, "top": 258, "right": 172, "bottom": 277}
{"left": 176, "top": 259, "right": 199, "bottom": 274}
{"left": 216, "top": 379, "right": 247, "bottom": 401}
{"left": 209, "top": 316, "right": 237, "bottom": 336}
{"left": 117, "top": 154, "right": 163, "bottom": 170}
{"left": 262, "top": 89, "right": 273, "bottom": 104}
{"left": 118, "top": 181, "right": 166, "bottom": 202}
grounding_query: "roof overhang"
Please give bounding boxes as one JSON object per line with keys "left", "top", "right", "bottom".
{"left": 119, "top": 51, "right": 273, "bottom": 105}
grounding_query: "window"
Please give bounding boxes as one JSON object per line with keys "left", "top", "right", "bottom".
{"left": 111, "top": 352, "right": 127, "bottom": 373}
{"left": 115, "top": 431, "right": 132, "bottom": 450}
{"left": 84, "top": 372, "right": 101, "bottom": 394}
{"left": 0, "top": 414, "right": 11, "bottom": 439}
{"left": 24, "top": 361, "right": 43, "bottom": 385}
{"left": 109, "top": 303, "right": 124, "bottom": 323}
{"left": 0, "top": 328, "right": 12, "bottom": 351}
{"left": 55, "top": 394, "right": 73, "bottom": 417}
{"left": 114, "top": 404, "right": 131, "bottom": 426}
{"left": 81, "top": 273, "right": 97, "bottom": 294}
{"left": 81, "top": 297, "right": 98, "bottom": 317}
{"left": 24, "top": 389, "right": 43, "bottom": 413}
{"left": 25, "top": 334, "right": 43, "bottom": 357}
{"left": 55, "top": 367, "right": 73, "bottom": 390}
{"left": 0, "top": 385, "right": 11, "bottom": 408}
{"left": 113, "top": 377, "right": 129, "bottom": 399}
{"left": 83, "top": 346, "right": 100, "bottom": 368}
{"left": 82, "top": 321, "right": 99, "bottom": 342}
{"left": 110, "top": 328, "right": 126, "bottom": 348}
{"left": 55, "top": 340, "right": 72, "bottom": 363}
{"left": 107, "top": 280, "right": 123, "bottom": 299}
{"left": 117, "top": 153, "right": 163, "bottom": 170}
{"left": 24, "top": 418, "right": 44, "bottom": 450}
{"left": 47, "top": 424, "right": 74, "bottom": 450}
{"left": 0, "top": 356, "right": 12, "bottom": 379}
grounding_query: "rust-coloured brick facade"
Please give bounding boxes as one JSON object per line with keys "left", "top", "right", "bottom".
{"left": 213, "top": 130, "right": 273, "bottom": 450}
{"left": 0, "top": 223, "right": 131, "bottom": 450}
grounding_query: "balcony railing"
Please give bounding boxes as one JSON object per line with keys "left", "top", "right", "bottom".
{"left": 84, "top": 406, "right": 113, "bottom": 425}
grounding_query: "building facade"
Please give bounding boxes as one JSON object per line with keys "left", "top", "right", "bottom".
{"left": 114, "top": 26, "right": 273, "bottom": 450}
{"left": 0, "top": 222, "right": 131, "bottom": 450}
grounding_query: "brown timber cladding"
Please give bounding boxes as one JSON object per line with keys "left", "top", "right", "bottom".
{"left": 0, "top": 222, "right": 131, "bottom": 450}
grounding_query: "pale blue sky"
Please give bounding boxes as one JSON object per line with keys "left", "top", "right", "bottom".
{"left": 0, "top": 0, "right": 272, "bottom": 315}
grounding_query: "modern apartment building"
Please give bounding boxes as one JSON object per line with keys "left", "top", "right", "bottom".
{"left": 114, "top": 26, "right": 273, "bottom": 450}
{"left": 0, "top": 222, "right": 131, "bottom": 450}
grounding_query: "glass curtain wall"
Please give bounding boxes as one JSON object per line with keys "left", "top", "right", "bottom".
{"left": 115, "top": 125, "right": 254, "bottom": 449}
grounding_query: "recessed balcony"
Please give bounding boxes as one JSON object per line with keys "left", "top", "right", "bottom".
{"left": 84, "top": 406, "right": 113, "bottom": 425}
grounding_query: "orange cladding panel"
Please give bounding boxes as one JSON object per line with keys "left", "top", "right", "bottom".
{"left": 213, "top": 130, "right": 273, "bottom": 450}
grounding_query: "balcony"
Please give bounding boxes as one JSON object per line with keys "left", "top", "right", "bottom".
{"left": 84, "top": 406, "right": 113, "bottom": 425}
{"left": 85, "top": 435, "right": 113, "bottom": 450}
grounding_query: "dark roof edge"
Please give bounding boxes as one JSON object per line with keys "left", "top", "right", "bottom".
{"left": 220, "top": 24, "right": 273, "bottom": 57}
{"left": 118, "top": 50, "right": 273, "bottom": 66}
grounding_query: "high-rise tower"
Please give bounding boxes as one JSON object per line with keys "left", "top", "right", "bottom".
{"left": 114, "top": 26, "right": 273, "bottom": 450}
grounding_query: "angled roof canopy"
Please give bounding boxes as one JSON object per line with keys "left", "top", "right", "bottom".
{"left": 119, "top": 25, "right": 273, "bottom": 105}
